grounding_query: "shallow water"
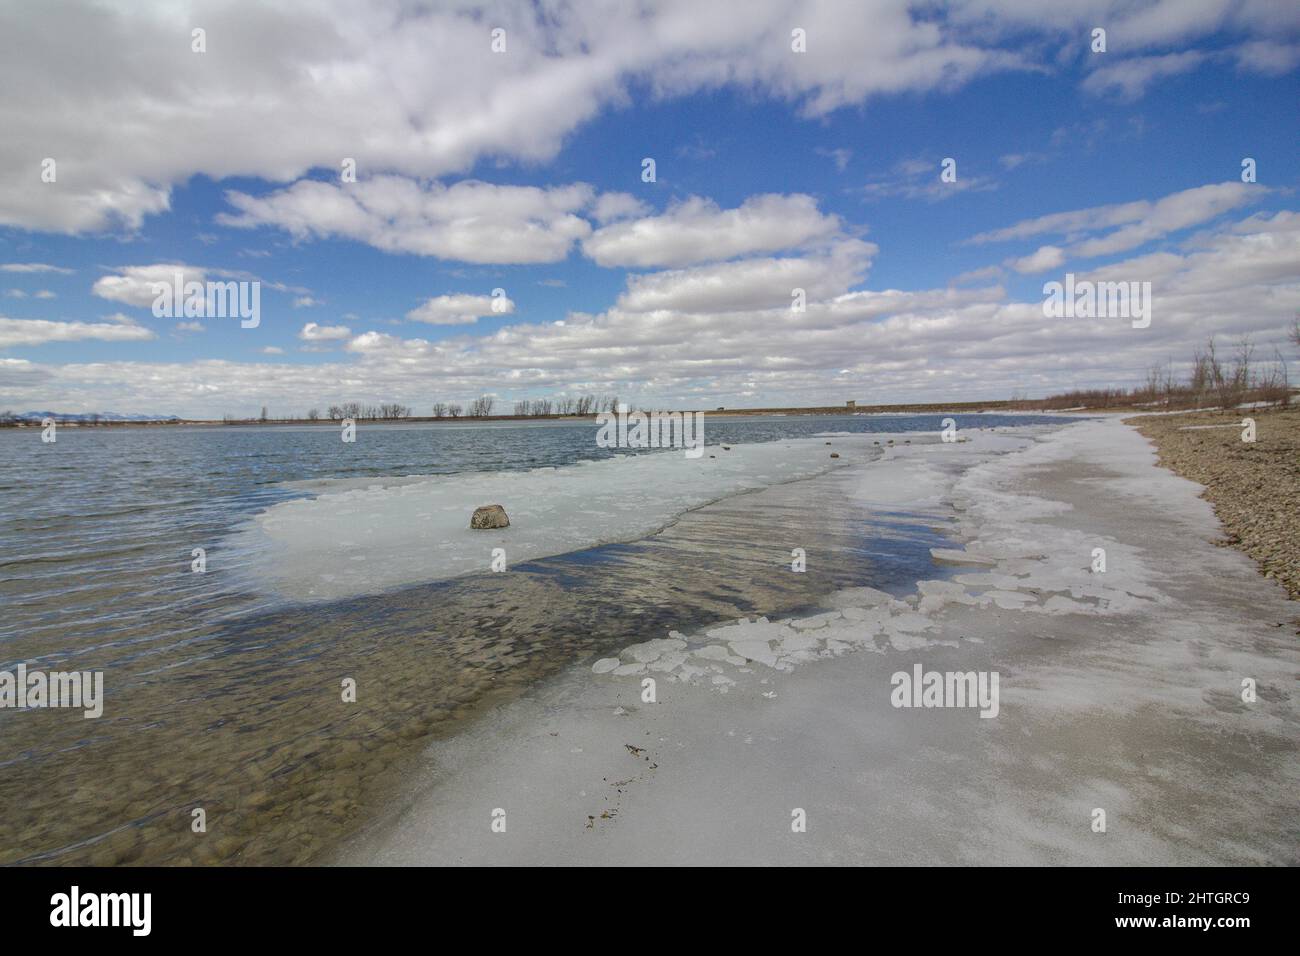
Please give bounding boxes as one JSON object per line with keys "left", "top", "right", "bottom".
{"left": 0, "top": 413, "right": 1070, "bottom": 864}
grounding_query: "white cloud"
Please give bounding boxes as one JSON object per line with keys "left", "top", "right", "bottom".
{"left": 1006, "top": 245, "right": 1066, "bottom": 274}
{"left": 968, "top": 182, "right": 1263, "bottom": 260}
{"left": 0, "top": 0, "right": 1049, "bottom": 235}
{"left": 220, "top": 177, "right": 595, "bottom": 264}
{"left": 406, "top": 294, "right": 514, "bottom": 326}
{"left": 34, "top": 290, "right": 56, "bottom": 299}
{"left": 0, "top": 316, "right": 155, "bottom": 349}
{"left": 859, "top": 156, "right": 997, "bottom": 202}
{"left": 815, "top": 147, "right": 853, "bottom": 172}
{"left": 998, "top": 152, "right": 1046, "bottom": 170}
{"left": 583, "top": 194, "right": 841, "bottom": 268}
{"left": 950, "top": 265, "right": 1005, "bottom": 285}
{"left": 0, "top": 2, "right": 1291, "bottom": 236}
{"left": 951, "top": 1, "right": 1298, "bottom": 53}
{"left": 92, "top": 264, "right": 207, "bottom": 308}
{"left": 1233, "top": 40, "right": 1300, "bottom": 75}
{"left": 345, "top": 331, "right": 411, "bottom": 355}
{"left": 293, "top": 296, "right": 320, "bottom": 308}
{"left": 0, "top": 263, "right": 73, "bottom": 274}
{"left": 591, "top": 192, "right": 650, "bottom": 224}
{"left": 9, "top": 208, "right": 1294, "bottom": 415}
{"left": 176, "top": 321, "right": 204, "bottom": 333}
{"left": 298, "top": 322, "right": 352, "bottom": 342}
{"left": 1082, "top": 51, "right": 1206, "bottom": 101}
{"left": 616, "top": 240, "right": 875, "bottom": 313}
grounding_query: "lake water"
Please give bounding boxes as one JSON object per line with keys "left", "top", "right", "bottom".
{"left": 0, "top": 412, "right": 1072, "bottom": 864}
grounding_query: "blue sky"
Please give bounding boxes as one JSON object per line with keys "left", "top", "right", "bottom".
{"left": 1, "top": 0, "right": 1297, "bottom": 416}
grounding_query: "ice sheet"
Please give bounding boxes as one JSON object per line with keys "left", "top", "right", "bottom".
{"left": 228, "top": 437, "right": 862, "bottom": 601}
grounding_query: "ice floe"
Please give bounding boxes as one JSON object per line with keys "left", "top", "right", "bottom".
{"left": 229, "top": 436, "right": 864, "bottom": 601}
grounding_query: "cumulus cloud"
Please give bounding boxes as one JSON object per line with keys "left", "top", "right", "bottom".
{"left": 91, "top": 263, "right": 308, "bottom": 311}
{"left": 220, "top": 177, "right": 595, "bottom": 264}
{"left": 298, "top": 322, "right": 351, "bottom": 342}
{"left": 583, "top": 194, "right": 842, "bottom": 268}
{"left": 0, "top": 0, "right": 1021, "bottom": 234}
{"left": 616, "top": 239, "right": 875, "bottom": 313}
{"left": 2, "top": 2, "right": 1295, "bottom": 236}
{"left": 1006, "top": 245, "right": 1066, "bottom": 274}
{"left": 406, "top": 293, "right": 515, "bottom": 325}
{"left": 591, "top": 192, "right": 650, "bottom": 224}
{"left": 10, "top": 210, "right": 1296, "bottom": 416}
{"left": 0, "top": 316, "right": 155, "bottom": 349}
{"left": 92, "top": 264, "right": 208, "bottom": 307}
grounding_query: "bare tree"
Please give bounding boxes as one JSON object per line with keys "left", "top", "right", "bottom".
{"left": 1256, "top": 347, "right": 1290, "bottom": 407}
{"left": 447, "top": 403, "right": 462, "bottom": 418}
{"left": 431, "top": 402, "right": 447, "bottom": 419}
{"left": 1142, "top": 364, "right": 1163, "bottom": 405}
{"left": 468, "top": 395, "right": 494, "bottom": 417}
{"left": 1205, "top": 335, "right": 1253, "bottom": 412}
{"left": 1189, "top": 346, "right": 1211, "bottom": 405}
{"left": 1160, "top": 361, "right": 1176, "bottom": 409}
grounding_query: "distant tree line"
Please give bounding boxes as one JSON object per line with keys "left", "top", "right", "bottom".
{"left": 325, "top": 402, "right": 413, "bottom": 420}
{"left": 424, "top": 394, "right": 623, "bottom": 418}
{"left": 502, "top": 394, "right": 621, "bottom": 417}
{"left": 1030, "top": 334, "right": 1292, "bottom": 411}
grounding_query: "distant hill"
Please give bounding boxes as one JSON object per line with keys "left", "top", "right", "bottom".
{"left": 6, "top": 411, "right": 180, "bottom": 422}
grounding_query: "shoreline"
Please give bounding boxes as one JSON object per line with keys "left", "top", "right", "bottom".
{"left": 335, "top": 417, "right": 1298, "bottom": 865}
{"left": 0, "top": 402, "right": 1102, "bottom": 429}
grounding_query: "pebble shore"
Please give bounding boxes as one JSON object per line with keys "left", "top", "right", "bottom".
{"left": 1129, "top": 407, "right": 1299, "bottom": 600}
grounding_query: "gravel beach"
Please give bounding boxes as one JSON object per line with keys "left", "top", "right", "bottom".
{"left": 1128, "top": 407, "right": 1300, "bottom": 599}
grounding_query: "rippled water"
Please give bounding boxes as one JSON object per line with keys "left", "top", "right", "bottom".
{"left": 0, "top": 413, "right": 1070, "bottom": 864}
